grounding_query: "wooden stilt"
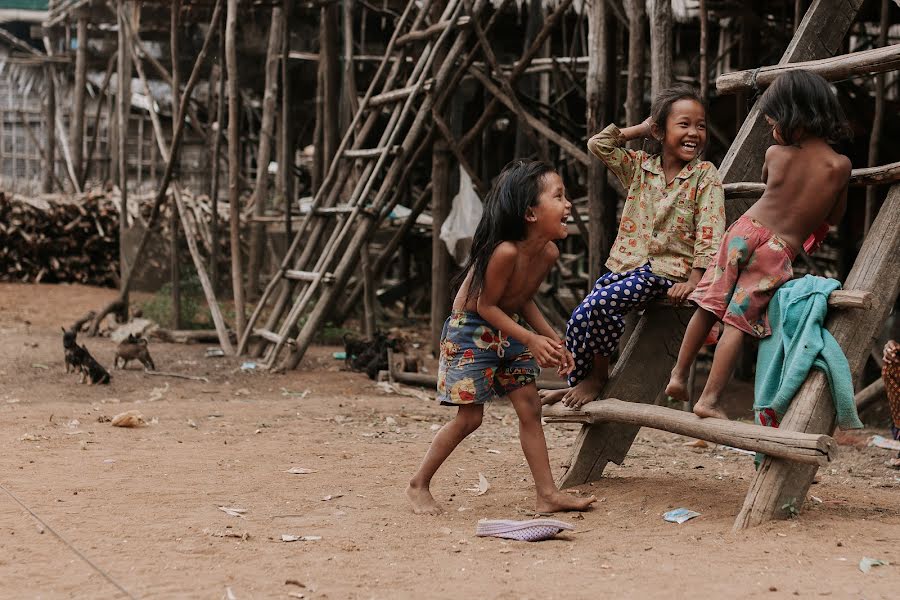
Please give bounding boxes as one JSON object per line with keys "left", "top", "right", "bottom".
{"left": 586, "top": 0, "right": 607, "bottom": 285}
{"left": 71, "top": 15, "right": 87, "bottom": 183}
{"left": 280, "top": 0, "right": 293, "bottom": 241}
{"left": 116, "top": 0, "right": 132, "bottom": 312}
{"left": 624, "top": 0, "right": 646, "bottom": 140}
{"left": 226, "top": 0, "right": 246, "bottom": 334}
{"left": 170, "top": 0, "right": 182, "bottom": 329}
{"left": 649, "top": 0, "right": 672, "bottom": 98}
{"left": 865, "top": 0, "right": 889, "bottom": 234}
{"left": 82, "top": 51, "right": 117, "bottom": 189}
{"left": 210, "top": 16, "right": 226, "bottom": 293}
{"left": 42, "top": 66, "right": 56, "bottom": 194}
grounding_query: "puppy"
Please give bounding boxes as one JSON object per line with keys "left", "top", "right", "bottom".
{"left": 114, "top": 334, "right": 155, "bottom": 371}
{"left": 79, "top": 345, "right": 111, "bottom": 385}
{"left": 62, "top": 327, "right": 89, "bottom": 374}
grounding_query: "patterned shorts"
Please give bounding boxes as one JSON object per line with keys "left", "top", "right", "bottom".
{"left": 437, "top": 310, "right": 539, "bottom": 406}
{"left": 883, "top": 352, "right": 900, "bottom": 439}
{"left": 690, "top": 215, "right": 795, "bottom": 338}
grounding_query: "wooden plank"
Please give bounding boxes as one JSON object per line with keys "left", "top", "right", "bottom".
{"left": 734, "top": 184, "right": 900, "bottom": 529}
{"left": 254, "top": 328, "right": 295, "bottom": 347}
{"left": 557, "top": 305, "right": 695, "bottom": 488}
{"left": 724, "top": 160, "right": 900, "bottom": 200}
{"left": 544, "top": 399, "right": 836, "bottom": 466}
{"left": 716, "top": 44, "right": 900, "bottom": 95}
{"left": 368, "top": 85, "right": 417, "bottom": 107}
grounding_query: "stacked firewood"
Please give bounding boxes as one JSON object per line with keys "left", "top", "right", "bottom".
{"left": 0, "top": 191, "right": 119, "bottom": 286}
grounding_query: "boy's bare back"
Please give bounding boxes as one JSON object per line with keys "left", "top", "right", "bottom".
{"left": 454, "top": 241, "right": 559, "bottom": 314}
{"left": 746, "top": 139, "right": 850, "bottom": 252}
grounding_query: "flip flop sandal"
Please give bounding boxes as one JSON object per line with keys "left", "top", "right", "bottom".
{"left": 475, "top": 518, "right": 574, "bottom": 542}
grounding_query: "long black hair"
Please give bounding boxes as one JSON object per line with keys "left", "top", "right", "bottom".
{"left": 456, "top": 159, "right": 556, "bottom": 303}
{"left": 758, "top": 69, "right": 851, "bottom": 145}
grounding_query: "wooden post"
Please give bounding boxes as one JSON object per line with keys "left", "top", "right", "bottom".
{"left": 430, "top": 1, "right": 452, "bottom": 357}
{"left": 649, "top": 0, "right": 672, "bottom": 98}
{"left": 82, "top": 51, "right": 116, "bottom": 189}
{"left": 170, "top": 0, "right": 182, "bottom": 329}
{"left": 865, "top": 0, "right": 888, "bottom": 235}
{"left": 42, "top": 67, "right": 56, "bottom": 193}
{"left": 734, "top": 184, "right": 900, "bottom": 529}
{"left": 624, "top": 0, "right": 646, "bottom": 138}
{"left": 318, "top": 2, "right": 340, "bottom": 179}
{"left": 699, "top": 0, "right": 709, "bottom": 102}
{"left": 361, "top": 243, "right": 376, "bottom": 339}
{"left": 340, "top": 0, "right": 359, "bottom": 134}
{"left": 226, "top": 0, "right": 246, "bottom": 334}
{"left": 586, "top": 0, "right": 607, "bottom": 284}
{"left": 210, "top": 16, "right": 226, "bottom": 293}
{"left": 280, "top": 0, "right": 293, "bottom": 240}
{"left": 116, "top": 0, "right": 131, "bottom": 308}
{"left": 248, "top": 7, "right": 284, "bottom": 299}
{"left": 71, "top": 15, "right": 87, "bottom": 182}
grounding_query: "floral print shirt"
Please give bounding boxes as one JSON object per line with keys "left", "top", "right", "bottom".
{"left": 588, "top": 124, "right": 725, "bottom": 282}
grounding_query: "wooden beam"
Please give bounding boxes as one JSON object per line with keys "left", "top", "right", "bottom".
{"left": 716, "top": 44, "right": 900, "bottom": 95}
{"left": 723, "top": 161, "right": 900, "bottom": 199}
{"left": 735, "top": 183, "right": 900, "bottom": 530}
{"left": 395, "top": 16, "right": 470, "bottom": 46}
{"left": 544, "top": 399, "right": 836, "bottom": 466}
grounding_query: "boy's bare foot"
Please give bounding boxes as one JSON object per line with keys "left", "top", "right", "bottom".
{"left": 539, "top": 388, "right": 567, "bottom": 405}
{"left": 535, "top": 490, "right": 597, "bottom": 513}
{"left": 665, "top": 370, "right": 690, "bottom": 404}
{"left": 406, "top": 483, "right": 443, "bottom": 515}
{"left": 692, "top": 398, "right": 728, "bottom": 420}
{"left": 561, "top": 377, "right": 606, "bottom": 408}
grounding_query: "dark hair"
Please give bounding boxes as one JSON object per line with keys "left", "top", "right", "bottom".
{"left": 650, "top": 84, "right": 706, "bottom": 137}
{"left": 457, "top": 159, "right": 556, "bottom": 303}
{"left": 758, "top": 69, "right": 851, "bottom": 145}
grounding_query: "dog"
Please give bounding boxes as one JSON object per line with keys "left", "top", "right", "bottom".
{"left": 62, "top": 327, "right": 89, "bottom": 374}
{"left": 79, "top": 345, "right": 111, "bottom": 385}
{"left": 114, "top": 334, "right": 155, "bottom": 371}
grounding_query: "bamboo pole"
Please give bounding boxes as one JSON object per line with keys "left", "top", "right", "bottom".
{"left": 42, "top": 66, "right": 56, "bottom": 193}
{"left": 586, "top": 0, "right": 607, "bottom": 284}
{"left": 723, "top": 161, "right": 900, "bottom": 199}
{"left": 116, "top": 0, "right": 131, "bottom": 307}
{"left": 71, "top": 15, "right": 87, "bottom": 182}
{"left": 226, "top": 0, "right": 246, "bottom": 334}
{"left": 865, "top": 0, "right": 889, "bottom": 235}
{"left": 280, "top": 0, "right": 293, "bottom": 241}
{"left": 248, "top": 7, "right": 284, "bottom": 299}
{"left": 210, "top": 15, "right": 226, "bottom": 293}
{"left": 170, "top": 0, "right": 182, "bottom": 329}
{"left": 544, "top": 399, "right": 837, "bottom": 466}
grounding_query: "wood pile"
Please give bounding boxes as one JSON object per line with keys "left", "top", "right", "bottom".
{"left": 0, "top": 191, "right": 119, "bottom": 286}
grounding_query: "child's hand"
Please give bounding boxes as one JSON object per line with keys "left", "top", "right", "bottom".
{"left": 529, "top": 335, "right": 564, "bottom": 369}
{"left": 641, "top": 117, "right": 655, "bottom": 138}
{"left": 557, "top": 349, "right": 575, "bottom": 378}
{"left": 667, "top": 282, "right": 696, "bottom": 304}
{"left": 884, "top": 340, "right": 899, "bottom": 365}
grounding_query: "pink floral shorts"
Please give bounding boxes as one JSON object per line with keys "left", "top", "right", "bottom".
{"left": 690, "top": 215, "right": 795, "bottom": 338}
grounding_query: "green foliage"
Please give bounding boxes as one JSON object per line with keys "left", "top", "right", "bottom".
{"left": 781, "top": 498, "right": 799, "bottom": 519}
{"left": 142, "top": 276, "right": 209, "bottom": 329}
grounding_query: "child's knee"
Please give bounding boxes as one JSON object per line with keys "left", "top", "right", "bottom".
{"left": 455, "top": 408, "right": 483, "bottom": 433}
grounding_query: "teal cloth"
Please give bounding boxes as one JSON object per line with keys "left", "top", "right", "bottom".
{"left": 754, "top": 275, "right": 863, "bottom": 430}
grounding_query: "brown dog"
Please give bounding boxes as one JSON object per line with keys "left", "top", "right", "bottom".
{"left": 114, "top": 334, "right": 156, "bottom": 371}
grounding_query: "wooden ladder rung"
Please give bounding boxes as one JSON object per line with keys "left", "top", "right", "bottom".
{"left": 253, "top": 328, "right": 296, "bottom": 347}
{"left": 283, "top": 269, "right": 335, "bottom": 284}
{"left": 343, "top": 145, "right": 401, "bottom": 159}
{"left": 311, "top": 205, "right": 354, "bottom": 215}
{"left": 827, "top": 290, "right": 871, "bottom": 309}
{"left": 368, "top": 85, "right": 418, "bottom": 107}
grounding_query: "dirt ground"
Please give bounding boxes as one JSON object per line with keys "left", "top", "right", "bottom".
{"left": 0, "top": 283, "right": 897, "bottom": 599}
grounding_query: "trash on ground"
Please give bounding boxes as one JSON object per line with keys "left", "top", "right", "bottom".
{"left": 281, "top": 534, "right": 322, "bottom": 542}
{"left": 111, "top": 410, "right": 146, "bottom": 428}
{"left": 684, "top": 439, "right": 708, "bottom": 448}
{"left": 868, "top": 435, "right": 900, "bottom": 451}
{"left": 206, "top": 348, "right": 225, "bottom": 358}
{"left": 281, "top": 388, "right": 310, "bottom": 399}
{"left": 332, "top": 351, "right": 347, "bottom": 360}
{"left": 286, "top": 467, "right": 316, "bottom": 474}
{"left": 322, "top": 494, "right": 344, "bottom": 501}
{"left": 475, "top": 518, "right": 575, "bottom": 542}
{"left": 859, "top": 557, "right": 888, "bottom": 573}
{"left": 466, "top": 473, "right": 490, "bottom": 496}
{"left": 375, "top": 381, "right": 432, "bottom": 402}
{"left": 663, "top": 508, "right": 701, "bottom": 524}
{"left": 218, "top": 506, "right": 247, "bottom": 518}
{"left": 721, "top": 445, "right": 756, "bottom": 456}
{"left": 31, "top": 363, "right": 49, "bottom": 370}
{"left": 147, "top": 383, "right": 169, "bottom": 402}
{"left": 240, "top": 362, "right": 257, "bottom": 371}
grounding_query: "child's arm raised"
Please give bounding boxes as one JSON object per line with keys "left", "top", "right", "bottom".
{"left": 476, "top": 244, "right": 563, "bottom": 368}
{"left": 587, "top": 118, "right": 653, "bottom": 189}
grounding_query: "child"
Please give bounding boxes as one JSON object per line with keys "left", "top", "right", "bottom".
{"left": 665, "top": 70, "right": 852, "bottom": 418}
{"left": 541, "top": 84, "right": 725, "bottom": 408}
{"left": 882, "top": 340, "right": 899, "bottom": 460}
{"left": 406, "top": 160, "right": 596, "bottom": 515}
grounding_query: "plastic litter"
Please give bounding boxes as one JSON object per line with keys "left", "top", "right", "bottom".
{"left": 858, "top": 557, "right": 888, "bottom": 573}
{"left": 663, "top": 508, "right": 701, "bottom": 524}
{"left": 868, "top": 435, "right": 900, "bottom": 451}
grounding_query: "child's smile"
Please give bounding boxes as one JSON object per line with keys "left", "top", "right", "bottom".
{"left": 660, "top": 98, "right": 706, "bottom": 167}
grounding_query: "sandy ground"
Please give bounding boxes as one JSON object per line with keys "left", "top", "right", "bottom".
{"left": 0, "top": 283, "right": 898, "bottom": 600}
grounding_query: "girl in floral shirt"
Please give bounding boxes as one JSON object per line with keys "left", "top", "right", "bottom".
{"left": 542, "top": 85, "right": 725, "bottom": 408}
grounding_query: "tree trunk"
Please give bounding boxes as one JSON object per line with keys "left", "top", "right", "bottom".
{"left": 649, "top": 0, "right": 672, "bottom": 99}
{"left": 248, "top": 7, "right": 284, "bottom": 299}
{"left": 226, "top": 0, "right": 246, "bottom": 334}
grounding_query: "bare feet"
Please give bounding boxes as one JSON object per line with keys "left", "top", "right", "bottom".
{"left": 665, "top": 369, "right": 690, "bottom": 404}
{"left": 692, "top": 398, "right": 728, "bottom": 420}
{"left": 539, "top": 388, "right": 567, "bottom": 405}
{"left": 561, "top": 377, "right": 606, "bottom": 408}
{"left": 406, "top": 483, "right": 443, "bottom": 515}
{"left": 535, "top": 490, "right": 597, "bottom": 513}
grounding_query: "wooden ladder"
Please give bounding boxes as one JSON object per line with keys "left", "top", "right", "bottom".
{"left": 237, "top": 0, "right": 485, "bottom": 369}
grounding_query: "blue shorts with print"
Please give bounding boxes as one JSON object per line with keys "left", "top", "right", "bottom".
{"left": 565, "top": 264, "right": 673, "bottom": 387}
{"left": 437, "top": 311, "right": 540, "bottom": 406}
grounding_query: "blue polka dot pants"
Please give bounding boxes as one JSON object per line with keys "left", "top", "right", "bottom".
{"left": 565, "top": 264, "right": 674, "bottom": 386}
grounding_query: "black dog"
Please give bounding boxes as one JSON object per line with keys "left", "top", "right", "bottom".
{"left": 62, "top": 327, "right": 89, "bottom": 374}
{"left": 79, "top": 344, "right": 111, "bottom": 385}
{"left": 343, "top": 331, "right": 402, "bottom": 380}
